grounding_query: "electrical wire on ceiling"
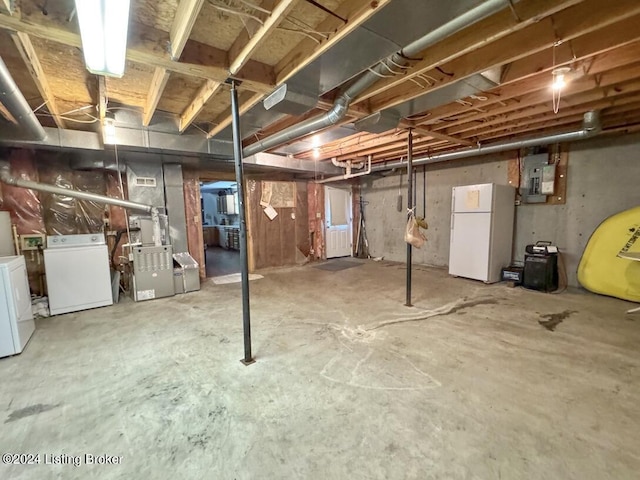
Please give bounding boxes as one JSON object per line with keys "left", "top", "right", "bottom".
{"left": 35, "top": 104, "right": 100, "bottom": 124}
{"left": 405, "top": 112, "right": 432, "bottom": 122}
{"left": 208, "top": 1, "right": 265, "bottom": 24}
{"left": 302, "top": 0, "right": 347, "bottom": 23}
{"left": 366, "top": 67, "right": 394, "bottom": 79}
{"left": 207, "top": 0, "right": 330, "bottom": 43}
{"left": 279, "top": 16, "right": 331, "bottom": 42}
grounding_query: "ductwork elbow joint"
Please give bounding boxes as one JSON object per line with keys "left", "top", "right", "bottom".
{"left": 327, "top": 97, "right": 349, "bottom": 125}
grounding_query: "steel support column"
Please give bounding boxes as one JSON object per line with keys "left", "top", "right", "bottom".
{"left": 231, "top": 81, "right": 255, "bottom": 366}
{"left": 405, "top": 129, "right": 413, "bottom": 307}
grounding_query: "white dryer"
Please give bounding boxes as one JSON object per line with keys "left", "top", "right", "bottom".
{"left": 0, "top": 255, "right": 35, "bottom": 358}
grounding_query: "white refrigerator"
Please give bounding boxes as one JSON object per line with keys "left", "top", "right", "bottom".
{"left": 448, "top": 183, "right": 515, "bottom": 283}
{"left": 0, "top": 255, "right": 35, "bottom": 358}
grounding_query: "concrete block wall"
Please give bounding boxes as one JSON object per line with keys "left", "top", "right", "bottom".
{"left": 360, "top": 132, "right": 640, "bottom": 287}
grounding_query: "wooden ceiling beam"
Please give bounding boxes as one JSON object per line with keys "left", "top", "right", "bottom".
{"left": 478, "top": 114, "right": 591, "bottom": 143}
{"left": 404, "top": 124, "right": 473, "bottom": 147}
{"left": 179, "top": 79, "right": 223, "bottom": 133}
{"left": 331, "top": 136, "right": 444, "bottom": 162}
{"left": 169, "top": 0, "right": 205, "bottom": 60}
{"left": 97, "top": 76, "right": 107, "bottom": 121}
{"left": 501, "top": 15, "right": 640, "bottom": 85}
{"left": 439, "top": 63, "right": 640, "bottom": 136}
{"left": 352, "top": 0, "right": 585, "bottom": 106}
{"left": 296, "top": 129, "right": 408, "bottom": 160}
{"left": 229, "top": 0, "right": 298, "bottom": 75}
{"left": 0, "top": 0, "right": 12, "bottom": 15}
{"left": 0, "top": 11, "right": 275, "bottom": 94}
{"left": 360, "top": 140, "right": 451, "bottom": 163}
{"left": 10, "top": 31, "right": 66, "bottom": 129}
{"left": 275, "top": 0, "right": 392, "bottom": 85}
{"left": 367, "top": 0, "right": 640, "bottom": 113}
{"left": 181, "top": 0, "right": 297, "bottom": 134}
{"left": 0, "top": 101, "right": 17, "bottom": 124}
{"left": 460, "top": 89, "right": 640, "bottom": 140}
{"left": 207, "top": 91, "right": 264, "bottom": 138}
{"left": 470, "top": 105, "right": 640, "bottom": 143}
{"left": 144, "top": 0, "right": 207, "bottom": 126}
{"left": 418, "top": 39, "right": 640, "bottom": 128}
{"left": 142, "top": 67, "right": 171, "bottom": 126}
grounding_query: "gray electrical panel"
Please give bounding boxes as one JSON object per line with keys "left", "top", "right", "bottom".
{"left": 521, "top": 153, "right": 557, "bottom": 204}
{"left": 132, "top": 245, "right": 175, "bottom": 301}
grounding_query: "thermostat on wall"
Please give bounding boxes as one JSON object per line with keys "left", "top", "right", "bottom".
{"left": 20, "top": 234, "right": 46, "bottom": 250}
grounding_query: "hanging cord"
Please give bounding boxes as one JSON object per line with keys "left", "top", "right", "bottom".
{"left": 114, "top": 144, "right": 131, "bottom": 265}
{"left": 552, "top": 41, "right": 562, "bottom": 114}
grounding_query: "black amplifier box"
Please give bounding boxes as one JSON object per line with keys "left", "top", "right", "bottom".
{"left": 523, "top": 253, "right": 558, "bottom": 292}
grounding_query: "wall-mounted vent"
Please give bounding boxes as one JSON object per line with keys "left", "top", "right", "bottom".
{"left": 134, "top": 177, "right": 157, "bottom": 187}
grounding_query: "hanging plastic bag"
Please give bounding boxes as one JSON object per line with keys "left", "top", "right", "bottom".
{"left": 404, "top": 211, "right": 427, "bottom": 248}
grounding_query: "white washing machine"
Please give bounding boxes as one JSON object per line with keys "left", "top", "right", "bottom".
{"left": 44, "top": 234, "right": 113, "bottom": 316}
{"left": 0, "top": 255, "right": 35, "bottom": 358}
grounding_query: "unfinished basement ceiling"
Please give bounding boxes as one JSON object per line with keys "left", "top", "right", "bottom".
{"left": 1, "top": 0, "right": 640, "bottom": 167}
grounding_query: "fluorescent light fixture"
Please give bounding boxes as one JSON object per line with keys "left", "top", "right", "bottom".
{"left": 74, "top": 0, "right": 131, "bottom": 77}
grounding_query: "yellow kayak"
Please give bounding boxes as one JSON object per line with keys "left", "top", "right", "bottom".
{"left": 577, "top": 206, "right": 640, "bottom": 302}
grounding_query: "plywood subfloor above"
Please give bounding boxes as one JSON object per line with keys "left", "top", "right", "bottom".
{"left": 190, "top": 1, "right": 248, "bottom": 51}
{"left": 132, "top": 0, "right": 179, "bottom": 33}
{"left": 158, "top": 73, "right": 206, "bottom": 115}
{"left": 251, "top": 0, "right": 340, "bottom": 66}
{"left": 0, "top": 30, "right": 43, "bottom": 111}
{"left": 29, "top": 36, "right": 93, "bottom": 104}
{"left": 106, "top": 61, "right": 157, "bottom": 109}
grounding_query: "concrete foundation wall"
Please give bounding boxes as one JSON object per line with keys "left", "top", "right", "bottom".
{"left": 361, "top": 133, "right": 640, "bottom": 287}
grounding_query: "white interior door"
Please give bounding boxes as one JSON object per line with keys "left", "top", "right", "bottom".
{"left": 325, "top": 186, "right": 352, "bottom": 258}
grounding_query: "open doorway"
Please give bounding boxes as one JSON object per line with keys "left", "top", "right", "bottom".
{"left": 200, "top": 180, "right": 240, "bottom": 277}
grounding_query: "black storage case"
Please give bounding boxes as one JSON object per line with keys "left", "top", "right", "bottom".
{"left": 523, "top": 252, "right": 558, "bottom": 292}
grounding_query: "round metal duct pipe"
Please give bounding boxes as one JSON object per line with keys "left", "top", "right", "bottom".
{"left": 0, "top": 58, "right": 47, "bottom": 141}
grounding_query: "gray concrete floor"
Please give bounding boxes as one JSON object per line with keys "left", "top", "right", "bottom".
{"left": 1, "top": 260, "right": 639, "bottom": 479}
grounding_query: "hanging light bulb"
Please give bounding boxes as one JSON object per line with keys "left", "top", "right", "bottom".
{"left": 551, "top": 67, "right": 571, "bottom": 114}
{"left": 552, "top": 67, "right": 570, "bottom": 91}
{"left": 552, "top": 73, "right": 566, "bottom": 91}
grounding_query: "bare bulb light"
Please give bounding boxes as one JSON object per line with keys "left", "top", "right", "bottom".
{"left": 552, "top": 74, "right": 565, "bottom": 91}
{"left": 551, "top": 67, "right": 571, "bottom": 114}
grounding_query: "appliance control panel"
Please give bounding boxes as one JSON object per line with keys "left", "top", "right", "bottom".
{"left": 46, "top": 234, "right": 106, "bottom": 248}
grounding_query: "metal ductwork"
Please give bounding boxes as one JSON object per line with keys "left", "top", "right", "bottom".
{"left": 372, "top": 111, "right": 602, "bottom": 172}
{"left": 242, "top": 0, "right": 510, "bottom": 158}
{"left": 0, "top": 58, "right": 47, "bottom": 141}
{"left": 0, "top": 161, "right": 152, "bottom": 213}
